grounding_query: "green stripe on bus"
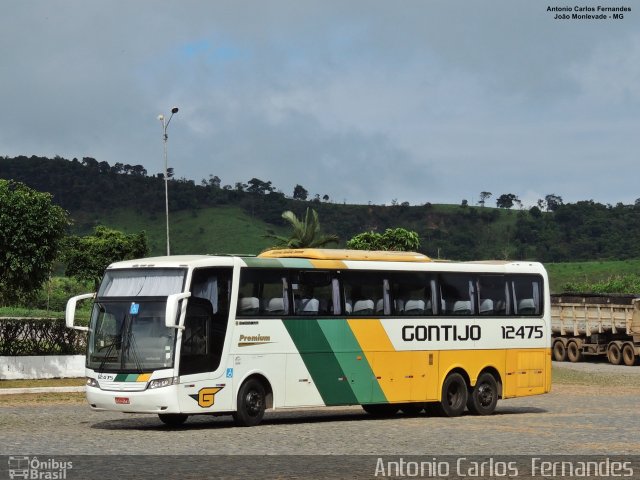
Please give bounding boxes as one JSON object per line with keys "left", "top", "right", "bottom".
{"left": 241, "top": 257, "right": 284, "bottom": 268}
{"left": 317, "top": 320, "right": 387, "bottom": 404}
{"left": 241, "top": 257, "right": 315, "bottom": 269}
{"left": 278, "top": 258, "right": 315, "bottom": 268}
{"left": 283, "top": 319, "right": 358, "bottom": 405}
{"left": 114, "top": 374, "right": 128, "bottom": 382}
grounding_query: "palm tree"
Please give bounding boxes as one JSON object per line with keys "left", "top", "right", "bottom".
{"left": 264, "top": 208, "right": 339, "bottom": 249}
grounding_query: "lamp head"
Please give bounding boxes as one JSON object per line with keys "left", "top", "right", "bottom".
{"left": 157, "top": 114, "right": 164, "bottom": 121}
{"left": 171, "top": 107, "right": 179, "bottom": 114}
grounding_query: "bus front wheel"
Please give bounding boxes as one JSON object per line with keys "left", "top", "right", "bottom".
{"left": 467, "top": 373, "right": 498, "bottom": 416}
{"left": 233, "top": 378, "right": 266, "bottom": 427}
{"left": 435, "top": 373, "right": 468, "bottom": 417}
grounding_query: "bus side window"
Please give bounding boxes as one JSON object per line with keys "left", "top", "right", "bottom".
{"left": 292, "top": 270, "right": 337, "bottom": 315}
{"left": 477, "top": 275, "right": 507, "bottom": 316}
{"left": 510, "top": 275, "right": 542, "bottom": 316}
{"left": 389, "top": 272, "right": 434, "bottom": 316}
{"left": 237, "top": 269, "right": 289, "bottom": 317}
{"left": 439, "top": 274, "right": 475, "bottom": 315}
{"left": 342, "top": 271, "right": 385, "bottom": 316}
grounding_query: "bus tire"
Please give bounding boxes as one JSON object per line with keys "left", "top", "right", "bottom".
{"left": 362, "top": 404, "right": 399, "bottom": 417}
{"left": 467, "top": 373, "right": 498, "bottom": 416}
{"left": 622, "top": 343, "right": 637, "bottom": 366}
{"left": 553, "top": 341, "right": 567, "bottom": 362}
{"left": 607, "top": 343, "right": 622, "bottom": 365}
{"left": 567, "top": 341, "right": 583, "bottom": 363}
{"left": 435, "top": 372, "right": 468, "bottom": 417}
{"left": 158, "top": 413, "right": 188, "bottom": 427}
{"left": 233, "top": 378, "right": 266, "bottom": 427}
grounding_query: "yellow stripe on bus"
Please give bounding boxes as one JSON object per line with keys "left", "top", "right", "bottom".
{"left": 348, "top": 318, "right": 551, "bottom": 402}
{"left": 347, "top": 319, "right": 437, "bottom": 402}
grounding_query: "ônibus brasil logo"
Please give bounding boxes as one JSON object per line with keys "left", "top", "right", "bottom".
{"left": 8, "top": 456, "right": 73, "bottom": 479}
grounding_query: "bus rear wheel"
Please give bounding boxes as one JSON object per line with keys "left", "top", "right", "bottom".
{"left": 158, "top": 413, "right": 188, "bottom": 427}
{"left": 435, "top": 373, "right": 468, "bottom": 417}
{"left": 467, "top": 373, "right": 498, "bottom": 416}
{"left": 622, "top": 343, "right": 637, "bottom": 366}
{"left": 233, "top": 378, "right": 266, "bottom": 427}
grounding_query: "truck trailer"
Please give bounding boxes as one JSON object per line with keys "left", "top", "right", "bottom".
{"left": 551, "top": 293, "right": 640, "bottom": 366}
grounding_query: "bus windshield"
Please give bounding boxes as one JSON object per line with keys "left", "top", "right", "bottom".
{"left": 88, "top": 268, "right": 186, "bottom": 372}
{"left": 87, "top": 300, "right": 177, "bottom": 372}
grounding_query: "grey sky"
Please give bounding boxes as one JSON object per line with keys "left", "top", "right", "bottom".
{"left": 2, "top": 1, "right": 638, "bottom": 207}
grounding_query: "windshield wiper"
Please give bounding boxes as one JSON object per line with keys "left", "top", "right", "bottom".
{"left": 123, "top": 315, "right": 144, "bottom": 373}
{"left": 98, "top": 338, "right": 119, "bottom": 372}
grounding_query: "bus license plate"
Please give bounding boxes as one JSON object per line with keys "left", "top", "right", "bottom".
{"left": 115, "top": 397, "right": 130, "bottom": 405}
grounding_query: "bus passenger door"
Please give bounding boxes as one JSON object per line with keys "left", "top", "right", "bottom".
{"left": 178, "top": 268, "right": 233, "bottom": 413}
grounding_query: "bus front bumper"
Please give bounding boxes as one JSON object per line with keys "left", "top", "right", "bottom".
{"left": 86, "top": 385, "right": 180, "bottom": 414}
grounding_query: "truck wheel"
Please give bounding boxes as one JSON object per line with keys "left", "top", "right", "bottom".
{"left": 607, "top": 343, "right": 622, "bottom": 365}
{"left": 567, "top": 341, "right": 583, "bottom": 363}
{"left": 553, "top": 341, "right": 567, "bottom": 362}
{"left": 467, "top": 373, "right": 498, "bottom": 416}
{"left": 233, "top": 378, "right": 266, "bottom": 427}
{"left": 622, "top": 343, "right": 637, "bottom": 366}
{"left": 434, "top": 373, "right": 468, "bottom": 417}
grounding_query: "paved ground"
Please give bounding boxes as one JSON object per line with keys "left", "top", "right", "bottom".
{"left": 2, "top": 363, "right": 639, "bottom": 478}
{"left": 1, "top": 363, "right": 639, "bottom": 458}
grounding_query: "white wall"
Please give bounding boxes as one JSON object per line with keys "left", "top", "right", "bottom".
{"left": 0, "top": 355, "right": 85, "bottom": 380}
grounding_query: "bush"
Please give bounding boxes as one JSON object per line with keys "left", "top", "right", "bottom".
{"left": 562, "top": 274, "right": 640, "bottom": 294}
{"left": 0, "top": 318, "right": 87, "bottom": 355}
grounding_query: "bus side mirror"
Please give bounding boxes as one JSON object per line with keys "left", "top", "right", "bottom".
{"left": 65, "top": 293, "right": 95, "bottom": 331}
{"left": 166, "top": 292, "right": 191, "bottom": 329}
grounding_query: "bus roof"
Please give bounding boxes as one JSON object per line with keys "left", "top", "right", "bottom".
{"left": 258, "top": 248, "right": 431, "bottom": 262}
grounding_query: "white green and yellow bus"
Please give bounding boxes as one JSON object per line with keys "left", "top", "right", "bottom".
{"left": 66, "top": 249, "right": 551, "bottom": 427}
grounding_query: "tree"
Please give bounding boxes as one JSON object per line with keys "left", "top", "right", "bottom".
{"left": 246, "top": 178, "right": 274, "bottom": 195}
{"left": 544, "top": 194, "right": 563, "bottom": 212}
{"left": 264, "top": 208, "right": 338, "bottom": 249}
{"left": 63, "top": 226, "right": 149, "bottom": 288}
{"left": 292, "top": 184, "right": 308, "bottom": 201}
{"left": 478, "top": 191, "right": 492, "bottom": 207}
{"left": 347, "top": 228, "right": 420, "bottom": 251}
{"left": 0, "top": 180, "right": 68, "bottom": 304}
{"left": 496, "top": 193, "right": 519, "bottom": 209}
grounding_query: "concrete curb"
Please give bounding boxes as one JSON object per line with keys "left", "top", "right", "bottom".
{"left": 0, "top": 386, "right": 85, "bottom": 395}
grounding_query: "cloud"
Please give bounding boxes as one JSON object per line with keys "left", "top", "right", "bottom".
{"left": 1, "top": 1, "right": 639, "bottom": 207}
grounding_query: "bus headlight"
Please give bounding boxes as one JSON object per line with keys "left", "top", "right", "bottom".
{"left": 148, "top": 377, "right": 179, "bottom": 389}
{"left": 86, "top": 377, "right": 100, "bottom": 388}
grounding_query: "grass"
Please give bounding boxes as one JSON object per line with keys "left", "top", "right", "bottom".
{"left": 552, "top": 365, "right": 639, "bottom": 387}
{"left": 544, "top": 259, "right": 640, "bottom": 293}
{"left": 76, "top": 205, "right": 288, "bottom": 257}
{"left": 0, "top": 378, "right": 85, "bottom": 388}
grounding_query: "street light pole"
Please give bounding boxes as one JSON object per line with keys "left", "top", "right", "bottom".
{"left": 158, "top": 107, "right": 179, "bottom": 256}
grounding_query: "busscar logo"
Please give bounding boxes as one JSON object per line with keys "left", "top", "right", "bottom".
{"left": 8, "top": 456, "right": 73, "bottom": 479}
{"left": 238, "top": 334, "right": 272, "bottom": 347}
{"left": 189, "top": 386, "right": 223, "bottom": 408}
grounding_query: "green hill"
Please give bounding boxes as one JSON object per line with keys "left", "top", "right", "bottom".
{"left": 80, "top": 205, "right": 287, "bottom": 256}
{"left": 2, "top": 155, "right": 640, "bottom": 264}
